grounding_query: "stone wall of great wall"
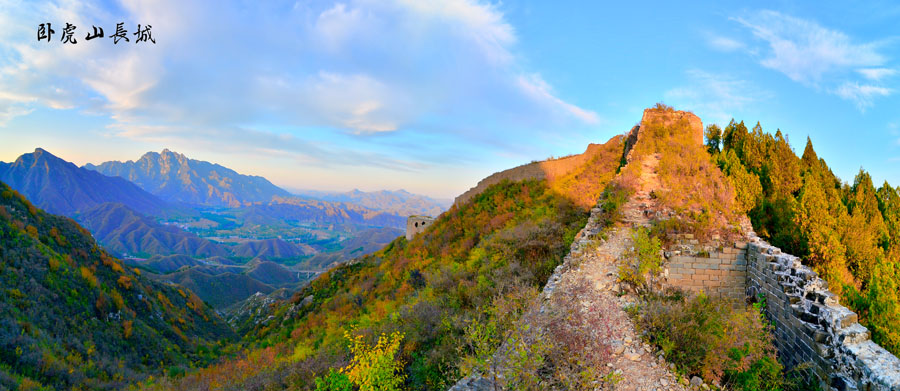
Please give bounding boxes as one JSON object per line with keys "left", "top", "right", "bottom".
{"left": 663, "top": 234, "right": 748, "bottom": 303}
{"left": 450, "top": 107, "right": 900, "bottom": 390}
{"left": 405, "top": 215, "right": 434, "bottom": 240}
{"left": 745, "top": 237, "right": 900, "bottom": 390}
{"left": 452, "top": 138, "right": 622, "bottom": 207}
{"left": 662, "top": 232, "right": 900, "bottom": 390}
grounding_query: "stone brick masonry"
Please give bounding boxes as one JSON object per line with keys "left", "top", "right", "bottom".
{"left": 663, "top": 233, "right": 748, "bottom": 303}
{"left": 662, "top": 231, "right": 900, "bottom": 390}
{"left": 745, "top": 235, "right": 900, "bottom": 390}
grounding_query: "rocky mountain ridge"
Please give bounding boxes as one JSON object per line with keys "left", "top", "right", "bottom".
{"left": 85, "top": 149, "right": 291, "bottom": 207}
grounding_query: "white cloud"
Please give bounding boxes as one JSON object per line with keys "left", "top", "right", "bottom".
{"left": 313, "top": 3, "right": 368, "bottom": 53}
{"left": 857, "top": 67, "right": 897, "bottom": 81}
{"left": 665, "top": 70, "right": 768, "bottom": 125}
{"left": 708, "top": 36, "right": 745, "bottom": 52}
{"left": 734, "top": 10, "right": 886, "bottom": 84}
{"left": 517, "top": 73, "right": 599, "bottom": 124}
{"left": 0, "top": 99, "right": 33, "bottom": 126}
{"left": 833, "top": 82, "right": 892, "bottom": 111}
{"left": 731, "top": 10, "right": 894, "bottom": 110}
{"left": 395, "top": 0, "right": 516, "bottom": 65}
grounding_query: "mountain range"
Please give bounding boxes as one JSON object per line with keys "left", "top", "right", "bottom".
{"left": 296, "top": 188, "right": 451, "bottom": 217}
{"left": 0, "top": 148, "right": 170, "bottom": 217}
{"left": 237, "top": 196, "right": 407, "bottom": 229}
{"left": 84, "top": 149, "right": 291, "bottom": 207}
{"left": 78, "top": 202, "right": 228, "bottom": 258}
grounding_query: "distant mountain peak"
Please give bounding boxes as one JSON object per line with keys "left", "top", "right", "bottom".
{"left": 19, "top": 147, "right": 62, "bottom": 165}
{"left": 86, "top": 150, "right": 290, "bottom": 207}
{"left": 0, "top": 148, "right": 169, "bottom": 217}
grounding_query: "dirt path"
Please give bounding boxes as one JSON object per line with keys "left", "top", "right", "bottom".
{"left": 553, "top": 226, "right": 687, "bottom": 391}
{"left": 541, "top": 151, "right": 688, "bottom": 390}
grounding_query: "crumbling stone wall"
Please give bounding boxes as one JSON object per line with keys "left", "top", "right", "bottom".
{"left": 746, "top": 236, "right": 900, "bottom": 390}
{"left": 406, "top": 215, "right": 434, "bottom": 240}
{"left": 453, "top": 138, "right": 623, "bottom": 207}
{"left": 663, "top": 234, "right": 748, "bottom": 302}
{"left": 661, "top": 232, "right": 900, "bottom": 389}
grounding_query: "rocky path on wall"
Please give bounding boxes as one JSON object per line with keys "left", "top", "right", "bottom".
{"left": 451, "top": 152, "right": 697, "bottom": 391}
{"left": 621, "top": 152, "right": 661, "bottom": 227}
{"left": 544, "top": 151, "right": 691, "bottom": 390}
{"left": 547, "top": 224, "right": 689, "bottom": 391}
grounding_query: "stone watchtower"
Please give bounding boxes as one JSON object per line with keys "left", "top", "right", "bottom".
{"left": 406, "top": 215, "right": 434, "bottom": 240}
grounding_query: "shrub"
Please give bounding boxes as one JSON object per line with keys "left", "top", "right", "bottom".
{"left": 618, "top": 228, "right": 663, "bottom": 294}
{"left": 315, "top": 368, "right": 352, "bottom": 391}
{"left": 79, "top": 266, "right": 98, "bottom": 288}
{"left": 632, "top": 292, "right": 789, "bottom": 389}
{"left": 344, "top": 331, "right": 406, "bottom": 391}
{"left": 460, "top": 283, "right": 546, "bottom": 388}
{"left": 543, "top": 278, "right": 617, "bottom": 390}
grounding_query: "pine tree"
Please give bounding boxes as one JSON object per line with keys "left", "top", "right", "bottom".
{"left": 844, "top": 170, "right": 887, "bottom": 284}
{"left": 705, "top": 124, "right": 722, "bottom": 154}
{"left": 877, "top": 183, "right": 900, "bottom": 260}
{"left": 800, "top": 137, "right": 819, "bottom": 171}
{"left": 795, "top": 175, "right": 851, "bottom": 291}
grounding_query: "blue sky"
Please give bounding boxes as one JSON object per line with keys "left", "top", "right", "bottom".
{"left": 0, "top": 0, "right": 898, "bottom": 198}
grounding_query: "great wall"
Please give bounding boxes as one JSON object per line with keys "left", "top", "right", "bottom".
{"left": 449, "top": 108, "right": 900, "bottom": 391}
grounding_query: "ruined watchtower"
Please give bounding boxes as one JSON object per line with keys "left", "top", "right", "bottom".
{"left": 406, "top": 215, "right": 434, "bottom": 240}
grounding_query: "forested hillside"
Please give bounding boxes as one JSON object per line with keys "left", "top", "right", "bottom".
{"left": 0, "top": 182, "right": 233, "bottom": 390}
{"left": 79, "top": 203, "right": 229, "bottom": 258}
{"left": 709, "top": 120, "right": 900, "bottom": 354}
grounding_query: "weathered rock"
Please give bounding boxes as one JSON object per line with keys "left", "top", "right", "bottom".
{"left": 447, "top": 376, "right": 496, "bottom": 391}
{"left": 690, "top": 376, "right": 703, "bottom": 387}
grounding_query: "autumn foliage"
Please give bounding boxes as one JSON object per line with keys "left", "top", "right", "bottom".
{"left": 711, "top": 119, "right": 900, "bottom": 355}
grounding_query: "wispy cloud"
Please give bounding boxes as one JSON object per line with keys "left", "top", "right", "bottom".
{"left": 733, "top": 10, "right": 886, "bottom": 84}
{"left": 517, "top": 73, "right": 599, "bottom": 124}
{"left": 730, "top": 10, "right": 894, "bottom": 110}
{"left": 833, "top": 82, "right": 892, "bottom": 111}
{"left": 857, "top": 68, "right": 897, "bottom": 81}
{"left": 665, "top": 70, "right": 769, "bottom": 125}
{"left": 708, "top": 36, "right": 745, "bottom": 52}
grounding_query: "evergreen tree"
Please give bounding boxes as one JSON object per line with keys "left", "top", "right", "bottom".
{"left": 800, "top": 137, "right": 818, "bottom": 171}
{"left": 877, "top": 183, "right": 900, "bottom": 260}
{"left": 795, "top": 174, "right": 851, "bottom": 291}
{"left": 844, "top": 170, "right": 887, "bottom": 284}
{"left": 705, "top": 124, "right": 722, "bottom": 154}
{"left": 718, "top": 150, "right": 762, "bottom": 213}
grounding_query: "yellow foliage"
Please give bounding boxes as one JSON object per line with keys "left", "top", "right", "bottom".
{"left": 291, "top": 342, "right": 313, "bottom": 362}
{"left": 343, "top": 331, "right": 406, "bottom": 391}
{"left": 79, "top": 266, "right": 98, "bottom": 288}
{"left": 123, "top": 320, "right": 134, "bottom": 339}
{"left": 110, "top": 289, "right": 126, "bottom": 311}
{"left": 25, "top": 225, "right": 39, "bottom": 239}
{"left": 117, "top": 275, "right": 133, "bottom": 290}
